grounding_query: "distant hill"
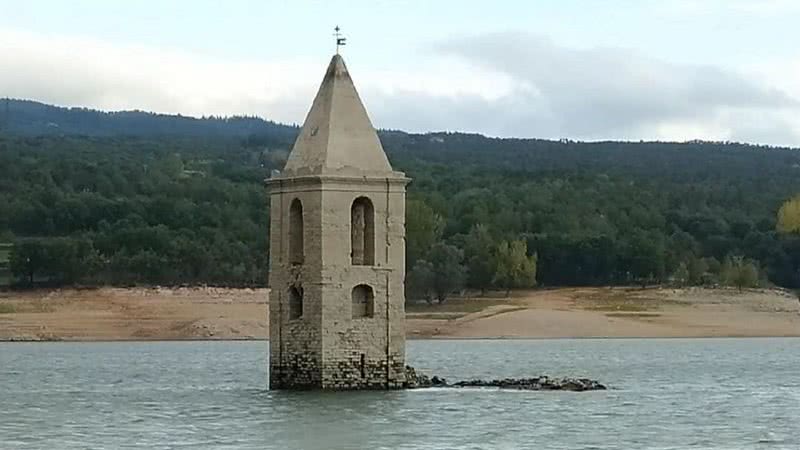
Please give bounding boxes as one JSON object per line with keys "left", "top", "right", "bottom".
{"left": 2, "top": 98, "right": 798, "bottom": 180}
{"left": 0, "top": 98, "right": 298, "bottom": 140}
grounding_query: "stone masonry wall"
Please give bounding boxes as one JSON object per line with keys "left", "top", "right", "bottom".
{"left": 268, "top": 176, "right": 407, "bottom": 390}
{"left": 268, "top": 182, "right": 324, "bottom": 389}
{"left": 318, "top": 179, "right": 406, "bottom": 389}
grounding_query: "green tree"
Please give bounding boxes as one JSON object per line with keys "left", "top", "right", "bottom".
{"left": 428, "top": 243, "right": 466, "bottom": 303}
{"left": 407, "top": 243, "right": 466, "bottom": 304}
{"left": 46, "top": 238, "right": 102, "bottom": 284}
{"left": 687, "top": 257, "right": 710, "bottom": 286}
{"left": 405, "top": 199, "right": 444, "bottom": 271}
{"left": 777, "top": 195, "right": 800, "bottom": 234}
{"left": 158, "top": 153, "right": 184, "bottom": 179}
{"left": 9, "top": 237, "right": 101, "bottom": 285}
{"left": 463, "top": 224, "right": 495, "bottom": 293}
{"left": 493, "top": 240, "right": 537, "bottom": 296}
{"left": 672, "top": 262, "right": 689, "bottom": 287}
{"left": 720, "top": 256, "right": 760, "bottom": 291}
{"left": 9, "top": 240, "right": 47, "bottom": 285}
{"left": 625, "top": 232, "right": 666, "bottom": 286}
{"left": 407, "top": 260, "right": 435, "bottom": 304}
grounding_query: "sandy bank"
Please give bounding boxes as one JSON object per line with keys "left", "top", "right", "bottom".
{"left": 0, "top": 286, "right": 798, "bottom": 341}
{"left": 406, "top": 287, "right": 800, "bottom": 339}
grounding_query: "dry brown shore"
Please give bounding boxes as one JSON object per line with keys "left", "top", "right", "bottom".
{"left": 0, "top": 286, "right": 798, "bottom": 341}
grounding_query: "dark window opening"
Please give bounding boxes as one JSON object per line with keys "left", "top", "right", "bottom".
{"left": 351, "top": 284, "right": 374, "bottom": 318}
{"left": 289, "top": 198, "right": 304, "bottom": 265}
{"left": 288, "top": 285, "right": 303, "bottom": 320}
{"left": 350, "top": 197, "right": 375, "bottom": 265}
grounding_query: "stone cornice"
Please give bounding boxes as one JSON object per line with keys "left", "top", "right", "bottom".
{"left": 265, "top": 173, "right": 410, "bottom": 192}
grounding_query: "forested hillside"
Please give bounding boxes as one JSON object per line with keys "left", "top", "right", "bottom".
{"left": 1, "top": 100, "right": 799, "bottom": 293}
{"left": 0, "top": 99, "right": 296, "bottom": 139}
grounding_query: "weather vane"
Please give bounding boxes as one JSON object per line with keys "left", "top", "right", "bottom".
{"left": 334, "top": 25, "right": 346, "bottom": 54}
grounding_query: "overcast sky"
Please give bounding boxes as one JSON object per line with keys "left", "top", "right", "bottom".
{"left": 1, "top": 0, "right": 799, "bottom": 146}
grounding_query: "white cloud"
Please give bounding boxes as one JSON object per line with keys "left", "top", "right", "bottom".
{"left": 429, "top": 32, "right": 800, "bottom": 145}
{"left": 0, "top": 29, "right": 509, "bottom": 124}
{"left": 1, "top": 28, "right": 799, "bottom": 146}
{"left": 0, "top": 29, "right": 319, "bottom": 122}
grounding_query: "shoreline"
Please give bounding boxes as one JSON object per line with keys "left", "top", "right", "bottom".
{"left": 3, "top": 335, "right": 800, "bottom": 344}
{"left": 1, "top": 286, "right": 798, "bottom": 341}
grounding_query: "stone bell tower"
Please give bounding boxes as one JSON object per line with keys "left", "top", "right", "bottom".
{"left": 266, "top": 54, "right": 409, "bottom": 389}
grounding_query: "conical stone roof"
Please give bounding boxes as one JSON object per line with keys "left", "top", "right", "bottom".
{"left": 281, "top": 54, "right": 398, "bottom": 177}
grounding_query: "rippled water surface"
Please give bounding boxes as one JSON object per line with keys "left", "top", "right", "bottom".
{"left": 1, "top": 338, "right": 799, "bottom": 449}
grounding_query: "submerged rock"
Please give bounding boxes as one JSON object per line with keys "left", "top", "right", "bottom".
{"left": 404, "top": 366, "right": 605, "bottom": 391}
{"left": 404, "top": 365, "right": 446, "bottom": 388}
{"left": 452, "top": 376, "right": 606, "bottom": 391}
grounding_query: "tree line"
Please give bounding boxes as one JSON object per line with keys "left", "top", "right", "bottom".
{"left": 1, "top": 135, "right": 273, "bottom": 286}
{"left": 1, "top": 121, "right": 799, "bottom": 297}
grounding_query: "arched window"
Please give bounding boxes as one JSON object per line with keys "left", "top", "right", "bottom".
{"left": 289, "top": 198, "right": 304, "bottom": 265}
{"left": 288, "top": 286, "right": 303, "bottom": 320}
{"left": 351, "top": 197, "right": 374, "bottom": 265}
{"left": 351, "top": 284, "right": 374, "bottom": 318}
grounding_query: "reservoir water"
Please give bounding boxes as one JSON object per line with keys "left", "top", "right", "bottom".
{"left": 1, "top": 338, "right": 798, "bottom": 449}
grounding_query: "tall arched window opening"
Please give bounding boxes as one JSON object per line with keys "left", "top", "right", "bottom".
{"left": 351, "top": 284, "right": 374, "bottom": 318}
{"left": 288, "top": 286, "right": 303, "bottom": 320}
{"left": 351, "top": 197, "right": 374, "bottom": 265}
{"left": 289, "top": 198, "right": 304, "bottom": 265}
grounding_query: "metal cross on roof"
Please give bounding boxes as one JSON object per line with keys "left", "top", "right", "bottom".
{"left": 334, "top": 25, "right": 346, "bottom": 54}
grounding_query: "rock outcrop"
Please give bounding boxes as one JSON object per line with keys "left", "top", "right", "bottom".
{"left": 404, "top": 366, "right": 606, "bottom": 391}
{"left": 404, "top": 366, "right": 447, "bottom": 388}
{"left": 451, "top": 376, "right": 606, "bottom": 391}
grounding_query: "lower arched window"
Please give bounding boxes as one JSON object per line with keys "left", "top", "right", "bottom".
{"left": 289, "top": 286, "right": 303, "bottom": 320}
{"left": 351, "top": 284, "right": 374, "bottom": 318}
